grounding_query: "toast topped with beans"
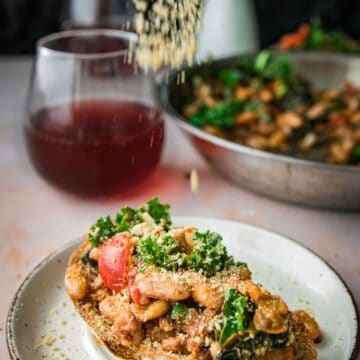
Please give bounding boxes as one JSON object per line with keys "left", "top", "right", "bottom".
{"left": 65, "top": 198, "right": 321, "bottom": 359}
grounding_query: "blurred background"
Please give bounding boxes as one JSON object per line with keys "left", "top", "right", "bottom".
{"left": 1, "top": 0, "right": 360, "bottom": 55}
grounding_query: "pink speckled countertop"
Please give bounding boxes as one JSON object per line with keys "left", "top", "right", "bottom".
{"left": 0, "top": 57, "right": 359, "bottom": 359}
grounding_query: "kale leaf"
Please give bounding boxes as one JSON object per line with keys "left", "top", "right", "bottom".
{"left": 189, "top": 99, "right": 244, "bottom": 129}
{"left": 187, "top": 230, "right": 235, "bottom": 276}
{"left": 136, "top": 235, "right": 186, "bottom": 270}
{"left": 88, "top": 198, "right": 171, "bottom": 247}
{"left": 305, "top": 18, "right": 327, "bottom": 50}
{"left": 219, "top": 289, "right": 250, "bottom": 345}
{"left": 135, "top": 229, "right": 238, "bottom": 275}
{"left": 171, "top": 303, "right": 189, "bottom": 322}
{"left": 142, "top": 197, "right": 171, "bottom": 225}
{"left": 88, "top": 216, "right": 118, "bottom": 247}
{"left": 254, "top": 51, "right": 294, "bottom": 85}
{"left": 219, "top": 68, "right": 243, "bottom": 88}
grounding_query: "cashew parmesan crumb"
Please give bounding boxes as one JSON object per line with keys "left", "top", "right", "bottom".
{"left": 190, "top": 168, "right": 200, "bottom": 192}
{"left": 43, "top": 335, "right": 56, "bottom": 346}
{"left": 133, "top": 0, "right": 202, "bottom": 71}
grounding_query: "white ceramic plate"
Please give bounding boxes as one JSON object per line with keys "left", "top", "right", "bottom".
{"left": 7, "top": 217, "right": 359, "bottom": 360}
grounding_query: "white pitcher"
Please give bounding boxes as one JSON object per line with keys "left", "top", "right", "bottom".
{"left": 196, "top": 0, "right": 259, "bottom": 62}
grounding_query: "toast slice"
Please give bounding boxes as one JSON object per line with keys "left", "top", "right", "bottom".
{"left": 65, "top": 239, "right": 318, "bottom": 360}
{"left": 66, "top": 240, "right": 135, "bottom": 359}
{"left": 64, "top": 199, "right": 320, "bottom": 360}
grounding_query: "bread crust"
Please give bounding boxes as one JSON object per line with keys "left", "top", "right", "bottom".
{"left": 67, "top": 241, "right": 137, "bottom": 359}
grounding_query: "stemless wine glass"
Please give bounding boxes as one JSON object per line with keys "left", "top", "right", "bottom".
{"left": 60, "top": 0, "right": 135, "bottom": 31}
{"left": 25, "top": 30, "right": 164, "bottom": 196}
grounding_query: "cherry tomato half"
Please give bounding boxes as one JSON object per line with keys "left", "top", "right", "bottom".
{"left": 98, "top": 233, "right": 133, "bottom": 292}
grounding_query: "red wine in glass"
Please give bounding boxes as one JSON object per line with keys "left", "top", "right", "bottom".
{"left": 25, "top": 100, "right": 164, "bottom": 195}
{"left": 26, "top": 30, "right": 164, "bottom": 196}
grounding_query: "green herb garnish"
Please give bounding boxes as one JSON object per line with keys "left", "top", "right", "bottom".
{"left": 88, "top": 197, "right": 171, "bottom": 247}
{"left": 144, "top": 197, "right": 171, "bottom": 225}
{"left": 187, "top": 230, "right": 235, "bottom": 276}
{"left": 189, "top": 99, "right": 244, "bottom": 129}
{"left": 171, "top": 303, "right": 189, "bottom": 322}
{"left": 254, "top": 51, "right": 271, "bottom": 73}
{"left": 88, "top": 197, "right": 246, "bottom": 275}
{"left": 255, "top": 51, "right": 294, "bottom": 85}
{"left": 303, "top": 18, "right": 360, "bottom": 53}
{"left": 219, "top": 289, "right": 250, "bottom": 345}
{"left": 136, "top": 230, "right": 237, "bottom": 275}
{"left": 305, "top": 18, "right": 326, "bottom": 50}
{"left": 88, "top": 216, "right": 118, "bottom": 248}
{"left": 219, "top": 68, "right": 243, "bottom": 87}
{"left": 136, "top": 235, "right": 186, "bottom": 270}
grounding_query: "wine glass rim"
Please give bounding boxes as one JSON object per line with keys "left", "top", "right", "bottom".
{"left": 37, "top": 29, "right": 138, "bottom": 59}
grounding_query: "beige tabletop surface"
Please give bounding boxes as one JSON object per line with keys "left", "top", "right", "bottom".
{"left": 0, "top": 56, "right": 359, "bottom": 359}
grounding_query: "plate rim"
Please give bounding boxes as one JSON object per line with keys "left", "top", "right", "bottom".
{"left": 6, "top": 216, "right": 360, "bottom": 360}
{"left": 6, "top": 238, "right": 80, "bottom": 360}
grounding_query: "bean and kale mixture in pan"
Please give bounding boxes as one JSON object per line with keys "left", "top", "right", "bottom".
{"left": 278, "top": 19, "right": 360, "bottom": 53}
{"left": 182, "top": 51, "right": 360, "bottom": 165}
